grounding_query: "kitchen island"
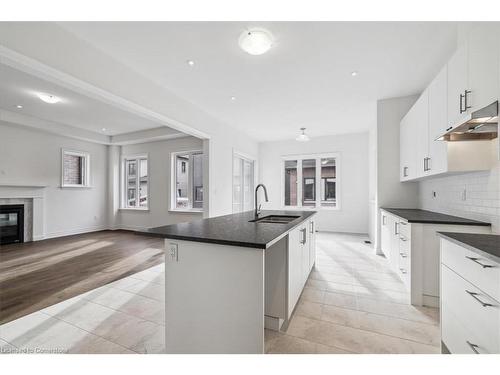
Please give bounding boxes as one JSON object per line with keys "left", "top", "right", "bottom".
{"left": 147, "top": 210, "right": 317, "bottom": 354}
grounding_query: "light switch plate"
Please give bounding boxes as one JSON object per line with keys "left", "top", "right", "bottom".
{"left": 168, "top": 243, "right": 178, "bottom": 262}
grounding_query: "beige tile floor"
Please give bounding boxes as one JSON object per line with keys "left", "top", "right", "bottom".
{"left": 266, "top": 232, "right": 440, "bottom": 354}
{"left": 0, "top": 232, "right": 440, "bottom": 354}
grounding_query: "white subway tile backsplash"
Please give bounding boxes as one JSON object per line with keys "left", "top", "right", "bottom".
{"left": 418, "top": 165, "right": 500, "bottom": 233}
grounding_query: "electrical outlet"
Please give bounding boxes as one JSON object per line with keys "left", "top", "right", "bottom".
{"left": 432, "top": 191, "right": 437, "bottom": 198}
{"left": 168, "top": 243, "right": 178, "bottom": 262}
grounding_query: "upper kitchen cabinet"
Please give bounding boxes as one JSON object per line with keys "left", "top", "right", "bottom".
{"left": 447, "top": 24, "right": 500, "bottom": 129}
{"left": 467, "top": 24, "right": 500, "bottom": 113}
{"left": 427, "top": 65, "right": 448, "bottom": 175}
{"left": 447, "top": 42, "right": 469, "bottom": 129}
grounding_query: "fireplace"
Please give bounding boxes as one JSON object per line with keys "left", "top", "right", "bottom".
{"left": 0, "top": 205, "right": 24, "bottom": 245}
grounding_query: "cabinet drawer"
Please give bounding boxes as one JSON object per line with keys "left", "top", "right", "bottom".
{"left": 441, "top": 265, "right": 500, "bottom": 353}
{"left": 441, "top": 239, "right": 500, "bottom": 301}
{"left": 442, "top": 303, "right": 486, "bottom": 354}
{"left": 398, "top": 221, "right": 410, "bottom": 238}
{"left": 399, "top": 235, "right": 410, "bottom": 254}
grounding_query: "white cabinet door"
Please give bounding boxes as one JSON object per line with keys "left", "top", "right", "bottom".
{"left": 400, "top": 114, "right": 411, "bottom": 181}
{"left": 389, "top": 216, "right": 400, "bottom": 269}
{"left": 414, "top": 89, "right": 430, "bottom": 178}
{"left": 380, "top": 211, "right": 391, "bottom": 258}
{"left": 447, "top": 43, "right": 469, "bottom": 128}
{"left": 288, "top": 226, "right": 303, "bottom": 316}
{"left": 428, "top": 64, "right": 448, "bottom": 175}
{"left": 308, "top": 219, "right": 316, "bottom": 272}
{"left": 468, "top": 24, "right": 500, "bottom": 112}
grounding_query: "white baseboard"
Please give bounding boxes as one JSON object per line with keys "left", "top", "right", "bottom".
{"left": 39, "top": 224, "right": 110, "bottom": 240}
{"left": 423, "top": 294, "right": 439, "bottom": 308}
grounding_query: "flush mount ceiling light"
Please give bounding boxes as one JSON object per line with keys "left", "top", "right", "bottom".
{"left": 296, "top": 127, "right": 310, "bottom": 142}
{"left": 16, "top": 105, "right": 23, "bottom": 109}
{"left": 230, "top": 96, "right": 236, "bottom": 101}
{"left": 186, "top": 60, "right": 195, "bottom": 66}
{"left": 238, "top": 28, "right": 274, "bottom": 55}
{"left": 351, "top": 71, "right": 358, "bottom": 77}
{"left": 37, "top": 93, "right": 61, "bottom": 104}
{"left": 101, "top": 128, "right": 107, "bottom": 132}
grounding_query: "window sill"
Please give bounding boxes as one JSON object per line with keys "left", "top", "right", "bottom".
{"left": 168, "top": 209, "right": 204, "bottom": 214}
{"left": 281, "top": 206, "right": 340, "bottom": 211}
{"left": 60, "top": 185, "right": 93, "bottom": 189}
{"left": 119, "top": 208, "right": 150, "bottom": 212}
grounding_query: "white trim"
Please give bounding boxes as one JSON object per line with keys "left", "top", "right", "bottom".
{"left": 121, "top": 153, "right": 149, "bottom": 210}
{"left": 232, "top": 150, "right": 257, "bottom": 214}
{"left": 280, "top": 152, "right": 341, "bottom": 211}
{"left": 61, "top": 148, "right": 91, "bottom": 188}
{"left": 42, "top": 225, "right": 109, "bottom": 240}
{"left": 168, "top": 209, "right": 204, "bottom": 214}
{"left": 170, "top": 150, "right": 204, "bottom": 212}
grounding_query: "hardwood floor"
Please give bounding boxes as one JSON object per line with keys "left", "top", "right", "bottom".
{"left": 0, "top": 230, "right": 164, "bottom": 325}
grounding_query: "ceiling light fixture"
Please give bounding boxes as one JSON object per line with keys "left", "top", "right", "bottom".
{"left": 296, "top": 127, "right": 310, "bottom": 142}
{"left": 351, "top": 71, "right": 358, "bottom": 77}
{"left": 101, "top": 128, "right": 107, "bottom": 132}
{"left": 16, "top": 105, "right": 23, "bottom": 109}
{"left": 37, "top": 93, "right": 61, "bottom": 104}
{"left": 239, "top": 28, "right": 274, "bottom": 55}
{"left": 186, "top": 60, "right": 195, "bottom": 66}
{"left": 230, "top": 96, "right": 236, "bottom": 101}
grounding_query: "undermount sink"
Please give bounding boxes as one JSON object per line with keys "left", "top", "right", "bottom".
{"left": 249, "top": 215, "right": 300, "bottom": 224}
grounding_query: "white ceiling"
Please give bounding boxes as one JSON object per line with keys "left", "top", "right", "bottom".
{"left": 59, "top": 21, "right": 461, "bottom": 141}
{"left": 0, "top": 63, "right": 178, "bottom": 136}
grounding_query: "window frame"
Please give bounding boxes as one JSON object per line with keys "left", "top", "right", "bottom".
{"left": 170, "top": 150, "right": 204, "bottom": 213}
{"left": 232, "top": 151, "right": 256, "bottom": 213}
{"left": 121, "top": 153, "right": 149, "bottom": 210}
{"left": 61, "top": 149, "right": 91, "bottom": 188}
{"left": 281, "top": 152, "right": 340, "bottom": 211}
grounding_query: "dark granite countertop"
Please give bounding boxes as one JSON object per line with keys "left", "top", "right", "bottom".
{"left": 144, "top": 210, "right": 317, "bottom": 249}
{"left": 380, "top": 208, "right": 491, "bottom": 226}
{"left": 437, "top": 232, "right": 500, "bottom": 262}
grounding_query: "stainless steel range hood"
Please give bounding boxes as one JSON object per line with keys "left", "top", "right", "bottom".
{"left": 438, "top": 101, "right": 498, "bottom": 141}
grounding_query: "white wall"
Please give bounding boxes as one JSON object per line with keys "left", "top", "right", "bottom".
{"left": 0, "top": 121, "right": 108, "bottom": 237}
{"left": 259, "top": 133, "right": 369, "bottom": 234}
{"left": 116, "top": 136, "right": 204, "bottom": 230}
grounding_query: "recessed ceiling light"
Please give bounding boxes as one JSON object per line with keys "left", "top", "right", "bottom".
{"left": 37, "top": 93, "right": 61, "bottom": 104}
{"left": 296, "top": 127, "right": 310, "bottom": 142}
{"left": 101, "top": 128, "right": 107, "bottom": 132}
{"left": 16, "top": 105, "right": 23, "bottom": 109}
{"left": 230, "top": 96, "right": 236, "bottom": 101}
{"left": 351, "top": 71, "right": 358, "bottom": 77}
{"left": 186, "top": 60, "right": 195, "bottom": 66}
{"left": 239, "top": 28, "right": 274, "bottom": 55}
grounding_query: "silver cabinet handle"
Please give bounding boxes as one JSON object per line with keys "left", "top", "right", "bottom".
{"left": 300, "top": 228, "right": 307, "bottom": 244}
{"left": 399, "top": 252, "right": 407, "bottom": 258}
{"left": 464, "top": 89, "right": 471, "bottom": 111}
{"left": 403, "top": 166, "right": 408, "bottom": 177}
{"left": 310, "top": 221, "right": 314, "bottom": 234}
{"left": 465, "top": 290, "right": 493, "bottom": 307}
{"left": 399, "top": 268, "right": 407, "bottom": 274}
{"left": 460, "top": 93, "right": 465, "bottom": 113}
{"left": 399, "top": 236, "right": 407, "bottom": 242}
{"left": 465, "top": 256, "right": 494, "bottom": 268}
{"left": 394, "top": 222, "right": 399, "bottom": 235}
{"left": 382, "top": 215, "right": 387, "bottom": 225}
{"left": 466, "top": 341, "right": 480, "bottom": 354}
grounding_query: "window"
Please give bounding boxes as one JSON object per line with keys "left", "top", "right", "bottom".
{"left": 232, "top": 153, "right": 255, "bottom": 213}
{"left": 61, "top": 149, "right": 90, "bottom": 187}
{"left": 171, "top": 151, "right": 203, "bottom": 211}
{"left": 123, "top": 155, "right": 148, "bottom": 209}
{"left": 283, "top": 154, "right": 339, "bottom": 209}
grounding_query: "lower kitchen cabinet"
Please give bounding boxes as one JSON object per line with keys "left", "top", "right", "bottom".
{"left": 287, "top": 218, "right": 316, "bottom": 317}
{"left": 380, "top": 209, "right": 491, "bottom": 307}
{"left": 440, "top": 238, "right": 500, "bottom": 354}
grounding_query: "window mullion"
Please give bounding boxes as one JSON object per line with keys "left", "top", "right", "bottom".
{"left": 297, "top": 159, "right": 303, "bottom": 208}
{"left": 315, "top": 158, "right": 321, "bottom": 208}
